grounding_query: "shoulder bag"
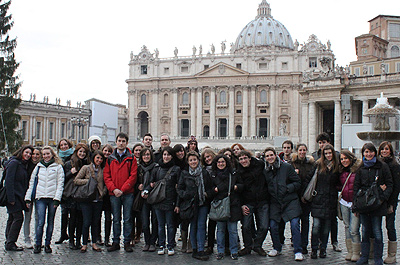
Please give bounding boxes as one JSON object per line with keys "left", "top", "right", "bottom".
{"left": 72, "top": 174, "right": 98, "bottom": 202}
{"left": 337, "top": 172, "right": 352, "bottom": 220}
{"left": 353, "top": 170, "right": 383, "bottom": 213}
{"left": 147, "top": 167, "right": 173, "bottom": 205}
{"left": 302, "top": 169, "right": 318, "bottom": 202}
{"left": 209, "top": 174, "right": 231, "bottom": 221}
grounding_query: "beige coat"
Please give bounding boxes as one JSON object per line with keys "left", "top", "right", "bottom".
{"left": 74, "top": 163, "right": 107, "bottom": 199}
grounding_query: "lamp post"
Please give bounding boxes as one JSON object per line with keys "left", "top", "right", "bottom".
{"left": 0, "top": 107, "right": 9, "bottom": 156}
{"left": 70, "top": 108, "right": 89, "bottom": 143}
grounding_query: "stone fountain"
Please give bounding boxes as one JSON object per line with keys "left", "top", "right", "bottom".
{"left": 357, "top": 93, "right": 400, "bottom": 146}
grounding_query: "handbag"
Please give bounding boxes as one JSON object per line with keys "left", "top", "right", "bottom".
{"left": 0, "top": 170, "right": 7, "bottom": 207}
{"left": 209, "top": 174, "right": 231, "bottom": 222}
{"left": 132, "top": 192, "right": 144, "bottom": 212}
{"left": 353, "top": 170, "right": 383, "bottom": 213}
{"left": 147, "top": 167, "right": 173, "bottom": 205}
{"left": 303, "top": 169, "right": 318, "bottom": 202}
{"left": 337, "top": 172, "right": 352, "bottom": 221}
{"left": 72, "top": 176, "right": 98, "bottom": 202}
{"left": 179, "top": 198, "right": 195, "bottom": 220}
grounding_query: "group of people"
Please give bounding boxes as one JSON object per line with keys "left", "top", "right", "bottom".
{"left": 2, "top": 131, "right": 399, "bottom": 265}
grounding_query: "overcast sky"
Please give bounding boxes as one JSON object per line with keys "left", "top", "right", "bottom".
{"left": 8, "top": 0, "right": 399, "bottom": 107}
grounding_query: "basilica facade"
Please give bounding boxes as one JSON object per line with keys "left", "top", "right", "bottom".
{"left": 126, "top": 0, "right": 335, "bottom": 144}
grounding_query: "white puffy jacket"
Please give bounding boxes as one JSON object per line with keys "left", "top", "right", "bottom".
{"left": 25, "top": 162, "right": 65, "bottom": 202}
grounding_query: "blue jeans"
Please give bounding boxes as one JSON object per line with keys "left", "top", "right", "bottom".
{"left": 270, "top": 217, "right": 302, "bottom": 253}
{"left": 141, "top": 202, "right": 158, "bottom": 245}
{"left": 80, "top": 201, "right": 103, "bottom": 245}
{"left": 217, "top": 221, "right": 238, "bottom": 254}
{"left": 35, "top": 198, "right": 58, "bottom": 246}
{"left": 300, "top": 202, "right": 311, "bottom": 249}
{"left": 385, "top": 211, "right": 397, "bottom": 241}
{"left": 360, "top": 214, "right": 383, "bottom": 264}
{"left": 241, "top": 203, "right": 269, "bottom": 249}
{"left": 340, "top": 204, "right": 360, "bottom": 242}
{"left": 311, "top": 217, "right": 331, "bottom": 250}
{"left": 189, "top": 205, "right": 209, "bottom": 251}
{"left": 155, "top": 209, "right": 175, "bottom": 248}
{"left": 110, "top": 193, "right": 134, "bottom": 244}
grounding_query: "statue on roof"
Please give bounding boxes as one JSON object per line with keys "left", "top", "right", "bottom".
{"left": 192, "top": 46, "right": 197, "bottom": 56}
{"left": 221, "top": 41, "right": 226, "bottom": 54}
{"left": 211, "top": 43, "right": 215, "bottom": 54}
{"left": 174, "top": 47, "right": 178, "bottom": 57}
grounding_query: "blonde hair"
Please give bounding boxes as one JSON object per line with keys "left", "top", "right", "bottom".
{"left": 42, "top": 146, "right": 63, "bottom": 165}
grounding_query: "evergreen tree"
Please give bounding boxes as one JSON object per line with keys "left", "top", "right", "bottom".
{"left": 0, "top": 0, "right": 21, "bottom": 154}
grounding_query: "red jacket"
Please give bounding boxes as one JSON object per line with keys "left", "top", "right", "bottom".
{"left": 103, "top": 148, "right": 137, "bottom": 195}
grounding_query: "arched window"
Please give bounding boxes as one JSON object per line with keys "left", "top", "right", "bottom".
{"left": 203, "top": 125, "right": 210, "bottom": 137}
{"left": 182, "top": 92, "right": 189, "bottom": 104}
{"left": 236, "top": 91, "right": 242, "bottom": 104}
{"left": 204, "top": 92, "right": 210, "bottom": 105}
{"left": 163, "top": 93, "right": 169, "bottom": 106}
{"left": 140, "top": 94, "right": 146, "bottom": 106}
{"left": 391, "top": 45, "right": 400, "bottom": 58}
{"left": 220, "top": 91, "right": 226, "bottom": 103}
{"left": 235, "top": 125, "right": 242, "bottom": 138}
{"left": 282, "top": 90, "right": 288, "bottom": 103}
{"left": 260, "top": 90, "right": 267, "bottom": 103}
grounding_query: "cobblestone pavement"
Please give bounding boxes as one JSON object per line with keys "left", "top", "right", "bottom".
{"left": 0, "top": 168, "right": 399, "bottom": 264}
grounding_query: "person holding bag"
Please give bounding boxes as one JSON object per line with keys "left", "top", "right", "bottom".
{"left": 211, "top": 154, "right": 243, "bottom": 260}
{"left": 25, "top": 146, "right": 65, "bottom": 254}
{"left": 338, "top": 150, "right": 361, "bottom": 262}
{"left": 353, "top": 143, "right": 393, "bottom": 265}
{"left": 177, "top": 151, "right": 213, "bottom": 261}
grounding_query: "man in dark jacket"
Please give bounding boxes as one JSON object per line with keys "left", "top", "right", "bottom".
{"left": 104, "top": 132, "right": 138, "bottom": 252}
{"left": 264, "top": 147, "right": 304, "bottom": 261}
{"left": 237, "top": 150, "right": 269, "bottom": 257}
{"left": 154, "top": 133, "right": 171, "bottom": 163}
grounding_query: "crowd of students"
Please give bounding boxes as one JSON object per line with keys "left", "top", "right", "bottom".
{"left": 1, "top": 132, "right": 399, "bottom": 265}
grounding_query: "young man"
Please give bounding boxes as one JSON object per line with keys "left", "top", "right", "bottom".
{"left": 279, "top": 140, "right": 294, "bottom": 163}
{"left": 104, "top": 132, "right": 137, "bottom": 252}
{"left": 311, "top": 132, "right": 342, "bottom": 253}
{"left": 154, "top": 133, "right": 171, "bottom": 163}
{"left": 237, "top": 150, "right": 269, "bottom": 257}
{"left": 142, "top": 133, "right": 154, "bottom": 152}
{"left": 264, "top": 147, "right": 303, "bottom": 261}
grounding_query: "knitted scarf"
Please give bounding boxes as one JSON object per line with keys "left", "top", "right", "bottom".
{"left": 190, "top": 165, "right": 205, "bottom": 206}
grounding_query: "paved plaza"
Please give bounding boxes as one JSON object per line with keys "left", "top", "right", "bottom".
{"left": 0, "top": 168, "right": 399, "bottom": 264}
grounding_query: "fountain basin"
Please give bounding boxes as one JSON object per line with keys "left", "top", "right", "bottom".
{"left": 357, "top": 131, "right": 400, "bottom": 141}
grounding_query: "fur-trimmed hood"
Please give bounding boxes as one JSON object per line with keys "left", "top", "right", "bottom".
{"left": 291, "top": 153, "right": 314, "bottom": 164}
{"left": 340, "top": 159, "right": 361, "bottom": 174}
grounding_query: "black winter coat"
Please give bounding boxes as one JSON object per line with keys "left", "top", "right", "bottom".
{"left": 306, "top": 164, "right": 340, "bottom": 219}
{"left": 150, "top": 162, "right": 180, "bottom": 211}
{"left": 289, "top": 154, "right": 315, "bottom": 196}
{"left": 5, "top": 158, "right": 31, "bottom": 213}
{"left": 381, "top": 157, "right": 400, "bottom": 209}
{"left": 237, "top": 157, "right": 269, "bottom": 206}
{"left": 177, "top": 168, "right": 214, "bottom": 208}
{"left": 353, "top": 159, "right": 393, "bottom": 216}
{"left": 211, "top": 169, "right": 244, "bottom": 222}
{"left": 265, "top": 158, "right": 301, "bottom": 222}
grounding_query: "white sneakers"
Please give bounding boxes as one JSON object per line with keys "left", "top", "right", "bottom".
{"left": 167, "top": 247, "right": 175, "bottom": 256}
{"left": 158, "top": 247, "right": 166, "bottom": 255}
{"left": 268, "top": 249, "right": 281, "bottom": 257}
{"left": 295, "top": 252, "right": 304, "bottom": 261}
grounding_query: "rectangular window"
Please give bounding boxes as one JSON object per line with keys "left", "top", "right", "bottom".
{"left": 383, "top": 63, "right": 389, "bottom": 73}
{"left": 354, "top": 67, "right": 360, "bottom": 76}
{"left": 389, "top": 23, "right": 400, "bottom": 38}
{"left": 281, "top": 62, "right": 288, "bottom": 70}
{"left": 309, "top": 57, "right": 317, "bottom": 68}
{"left": 204, "top": 65, "right": 209, "bottom": 70}
{"left": 260, "top": 109, "right": 267, "bottom": 114}
{"left": 368, "top": 66, "right": 374, "bottom": 75}
{"left": 396, "top": 62, "right": 400, "bottom": 72}
{"left": 236, "top": 109, "right": 241, "bottom": 114}
{"left": 49, "top": 122, "right": 54, "bottom": 140}
{"left": 259, "top": 63, "right": 268, "bottom": 69}
{"left": 22, "top": 121, "right": 27, "bottom": 141}
{"left": 181, "top": 66, "right": 189, "bottom": 73}
{"left": 164, "top": 67, "right": 169, "bottom": 75}
{"left": 236, "top": 63, "right": 242, "bottom": 69}
{"left": 61, "top": 123, "right": 65, "bottom": 138}
{"left": 182, "top": 110, "right": 188, "bottom": 114}
{"left": 71, "top": 124, "right": 75, "bottom": 139}
{"left": 141, "top": 65, "right": 148, "bottom": 75}
{"left": 204, "top": 110, "right": 209, "bottom": 114}
{"left": 36, "top": 122, "right": 41, "bottom": 140}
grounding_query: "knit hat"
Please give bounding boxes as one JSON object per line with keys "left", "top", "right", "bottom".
{"left": 187, "top": 135, "right": 197, "bottom": 145}
{"left": 88, "top": 135, "right": 102, "bottom": 146}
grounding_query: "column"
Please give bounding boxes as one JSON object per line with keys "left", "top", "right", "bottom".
{"left": 43, "top": 117, "right": 48, "bottom": 145}
{"left": 128, "top": 90, "right": 137, "bottom": 140}
{"left": 242, "top": 85, "right": 249, "bottom": 138}
{"left": 362, "top": 99, "right": 369, "bottom": 124}
{"left": 291, "top": 86, "right": 300, "bottom": 138}
{"left": 301, "top": 102, "right": 309, "bottom": 146}
{"left": 228, "top": 86, "right": 235, "bottom": 139}
{"left": 334, "top": 100, "right": 342, "bottom": 151}
{"left": 210, "top": 86, "right": 216, "bottom": 138}
{"left": 250, "top": 85, "right": 256, "bottom": 137}
{"left": 196, "top": 87, "right": 202, "bottom": 137}
{"left": 270, "top": 85, "right": 277, "bottom": 137}
{"left": 151, "top": 89, "right": 159, "bottom": 137}
{"left": 308, "top": 101, "right": 317, "bottom": 153}
{"left": 190, "top": 87, "right": 196, "bottom": 136}
{"left": 171, "top": 88, "right": 178, "bottom": 138}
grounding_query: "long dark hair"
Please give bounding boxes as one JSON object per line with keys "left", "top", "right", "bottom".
{"left": 13, "top": 145, "right": 34, "bottom": 160}
{"left": 317, "top": 144, "right": 339, "bottom": 173}
{"left": 339, "top": 150, "right": 358, "bottom": 172}
{"left": 211, "top": 154, "right": 233, "bottom": 173}
{"left": 139, "top": 147, "right": 154, "bottom": 165}
{"left": 71, "top": 143, "right": 90, "bottom": 170}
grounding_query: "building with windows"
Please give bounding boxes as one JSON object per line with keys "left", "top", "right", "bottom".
{"left": 126, "top": 0, "right": 335, "bottom": 143}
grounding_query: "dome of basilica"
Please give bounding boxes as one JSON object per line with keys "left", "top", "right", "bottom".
{"left": 233, "top": 0, "right": 294, "bottom": 52}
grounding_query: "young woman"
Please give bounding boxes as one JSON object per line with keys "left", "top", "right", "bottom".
{"left": 306, "top": 144, "right": 340, "bottom": 259}
{"left": 218, "top": 148, "right": 236, "bottom": 170}
{"left": 5, "top": 145, "right": 34, "bottom": 251}
{"left": 231, "top": 143, "right": 245, "bottom": 159}
{"left": 378, "top": 141, "right": 400, "bottom": 264}
{"left": 74, "top": 150, "right": 107, "bottom": 253}
{"left": 100, "top": 144, "right": 113, "bottom": 247}
{"left": 211, "top": 154, "right": 243, "bottom": 260}
{"left": 63, "top": 143, "right": 90, "bottom": 250}
{"left": 338, "top": 150, "right": 361, "bottom": 262}
{"left": 56, "top": 138, "right": 74, "bottom": 244}
{"left": 23, "top": 147, "right": 41, "bottom": 249}
{"left": 88, "top": 135, "right": 101, "bottom": 160}
{"left": 185, "top": 136, "right": 200, "bottom": 155}
{"left": 138, "top": 147, "right": 158, "bottom": 252}
{"left": 177, "top": 151, "right": 213, "bottom": 261}
{"left": 131, "top": 143, "right": 144, "bottom": 245}
{"left": 173, "top": 144, "right": 188, "bottom": 171}
{"left": 149, "top": 146, "right": 180, "bottom": 256}
{"left": 25, "top": 146, "right": 64, "bottom": 254}
{"left": 289, "top": 144, "right": 314, "bottom": 254}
